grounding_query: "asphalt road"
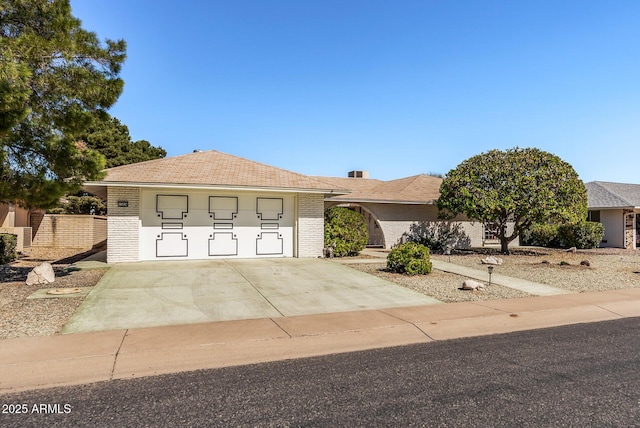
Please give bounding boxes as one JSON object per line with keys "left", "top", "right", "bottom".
{"left": 1, "top": 318, "right": 639, "bottom": 427}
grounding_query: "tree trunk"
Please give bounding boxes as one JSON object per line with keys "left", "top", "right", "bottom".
{"left": 500, "top": 238, "right": 510, "bottom": 254}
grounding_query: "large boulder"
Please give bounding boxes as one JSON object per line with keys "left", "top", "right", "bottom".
{"left": 26, "top": 262, "right": 56, "bottom": 286}
{"left": 462, "top": 279, "right": 485, "bottom": 291}
{"left": 481, "top": 256, "right": 503, "bottom": 265}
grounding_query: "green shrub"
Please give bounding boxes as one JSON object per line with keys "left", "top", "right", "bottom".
{"left": 324, "top": 207, "right": 368, "bottom": 257}
{"left": 522, "top": 221, "right": 604, "bottom": 249}
{"left": 48, "top": 194, "right": 106, "bottom": 215}
{"left": 386, "top": 242, "right": 432, "bottom": 275}
{"left": 406, "top": 221, "right": 471, "bottom": 253}
{"left": 522, "top": 223, "right": 559, "bottom": 247}
{"left": 557, "top": 221, "right": 604, "bottom": 249}
{"left": 0, "top": 233, "right": 18, "bottom": 264}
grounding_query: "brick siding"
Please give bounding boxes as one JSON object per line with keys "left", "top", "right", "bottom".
{"left": 297, "top": 193, "right": 324, "bottom": 257}
{"left": 31, "top": 215, "right": 106, "bottom": 249}
{"left": 107, "top": 187, "right": 140, "bottom": 263}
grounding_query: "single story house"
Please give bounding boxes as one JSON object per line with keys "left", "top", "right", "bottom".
{"left": 319, "top": 171, "right": 511, "bottom": 250}
{"left": 86, "top": 150, "right": 515, "bottom": 263}
{"left": 84, "top": 150, "right": 349, "bottom": 263}
{"left": 586, "top": 181, "right": 640, "bottom": 249}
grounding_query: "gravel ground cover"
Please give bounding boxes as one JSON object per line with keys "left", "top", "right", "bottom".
{"left": 1, "top": 247, "right": 638, "bottom": 339}
{"left": 0, "top": 248, "right": 106, "bottom": 339}
{"left": 347, "top": 247, "right": 640, "bottom": 303}
{"left": 431, "top": 248, "right": 640, "bottom": 293}
{"left": 346, "top": 263, "right": 530, "bottom": 303}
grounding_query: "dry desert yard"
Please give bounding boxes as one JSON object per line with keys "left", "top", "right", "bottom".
{"left": 0, "top": 248, "right": 106, "bottom": 339}
{"left": 348, "top": 247, "right": 640, "bottom": 303}
{"left": 0, "top": 247, "right": 638, "bottom": 340}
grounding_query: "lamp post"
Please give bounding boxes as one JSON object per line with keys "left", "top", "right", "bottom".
{"left": 445, "top": 246, "right": 452, "bottom": 263}
{"left": 487, "top": 265, "right": 494, "bottom": 286}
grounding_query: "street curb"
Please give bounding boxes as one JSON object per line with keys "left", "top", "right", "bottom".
{"left": 1, "top": 288, "right": 639, "bottom": 394}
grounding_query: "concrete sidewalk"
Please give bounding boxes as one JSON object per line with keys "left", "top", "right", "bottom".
{"left": 2, "top": 287, "right": 639, "bottom": 394}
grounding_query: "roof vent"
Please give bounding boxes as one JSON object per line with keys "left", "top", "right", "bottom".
{"left": 348, "top": 170, "right": 369, "bottom": 179}
{"left": 193, "top": 149, "right": 202, "bottom": 153}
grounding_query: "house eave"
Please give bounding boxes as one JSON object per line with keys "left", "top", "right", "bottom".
{"left": 588, "top": 206, "right": 637, "bottom": 210}
{"left": 325, "top": 197, "right": 437, "bottom": 205}
{"left": 85, "top": 181, "right": 351, "bottom": 195}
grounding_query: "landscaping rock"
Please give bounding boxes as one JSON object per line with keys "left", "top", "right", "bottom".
{"left": 481, "top": 256, "right": 503, "bottom": 265}
{"left": 462, "top": 279, "right": 485, "bottom": 291}
{"left": 25, "top": 262, "right": 56, "bottom": 286}
{"left": 580, "top": 260, "right": 591, "bottom": 267}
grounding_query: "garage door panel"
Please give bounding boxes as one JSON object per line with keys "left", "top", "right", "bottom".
{"left": 156, "top": 232, "right": 188, "bottom": 257}
{"left": 156, "top": 195, "right": 188, "bottom": 219}
{"left": 209, "top": 232, "right": 238, "bottom": 256}
{"left": 257, "top": 197, "right": 284, "bottom": 221}
{"left": 256, "top": 232, "right": 284, "bottom": 255}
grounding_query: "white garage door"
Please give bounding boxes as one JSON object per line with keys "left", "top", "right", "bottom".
{"left": 139, "top": 190, "right": 294, "bottom": 260}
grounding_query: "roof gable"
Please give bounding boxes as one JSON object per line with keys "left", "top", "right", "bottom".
{"left": 319, "top": 174, "right": 442, "bottom": 204}
{"left": 586, "top": 181, "right": 640, "bottom": 208}
{"left": 90, "top": 150, "right": 348, "bottom": 193}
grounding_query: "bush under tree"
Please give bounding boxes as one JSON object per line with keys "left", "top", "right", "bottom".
{"left": 47, "top": 192, "right": 106, "bottom": 215}
{"left": 387, "top": 242, "right": 432, "bottom": 275}
{"left": 324, "top": 207, "right": 368, "bottom": 257}
{"left": 0, "top": 233, "right": 17, "bottom": 264}
{"left": 558, "top": 222, "right": 604, "bottom": 249}
{"left": 522, "top": 221, "right": 604, "bottom": 249}
{"left": 406, "top": 221, "right": 471, "bottom": 253}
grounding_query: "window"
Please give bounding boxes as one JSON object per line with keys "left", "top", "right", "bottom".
{"left": 483, "top": 222, "right": 502, "bottom": 240}
{"left": 588, "top": 210, "right": 600, "bottom": 222}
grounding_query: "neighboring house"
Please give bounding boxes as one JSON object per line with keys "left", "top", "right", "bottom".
{"left": 319, "top": 171, "right": 512, "bottom": 250}
{"left": 84, "top": 150, "right": 348, "bottom": 263}
{"left": 586, "top": 181, "right": 640, "bottom": 249}
{"left": 0, "top": 203, "right": 33, "bottom": 251}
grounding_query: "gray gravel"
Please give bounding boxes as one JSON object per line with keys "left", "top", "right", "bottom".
{"left": 1, "top": 247, "right": 638, "bottom": 340}
{"left": 431, "top": 248, "right": 640, "bottom": 293}
{"left": 346, "top": 262, "right": 531, "bottom": 302}
{"left": 0, "top": 248, "right": 106, "bottom": 339}
{"left": 347, "top": 247, "right": 640, "bottom": 302}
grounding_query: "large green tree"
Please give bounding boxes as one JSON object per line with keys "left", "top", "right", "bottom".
{"left": 437, "top": 147, "right": 587, "bottom": 253}
{"left": 0, "top": 0, "right": 126, "bottom": 208}
{"left": 80, "top": 114, "right": 166, "bottom": 168}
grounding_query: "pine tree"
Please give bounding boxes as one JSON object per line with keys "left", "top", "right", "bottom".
{"left": 80, "top": 115, "right": 166, "bottom": 168}
{"left": 0, "top": 0, "right": 126, "bottom": 207}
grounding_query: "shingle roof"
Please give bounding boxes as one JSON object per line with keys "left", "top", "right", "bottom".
{"left": 586, "top": 181, "right": 640, "bottom": 209}
{"left": 88, "top": 150, "right": 348, "bottom": 194}
{"left": 317, "top": 174, "right": 442, "bottom": 204}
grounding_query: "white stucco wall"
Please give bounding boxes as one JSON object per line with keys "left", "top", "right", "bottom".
{"left": 599, "top": 209, "right": 624, "bottom": 248}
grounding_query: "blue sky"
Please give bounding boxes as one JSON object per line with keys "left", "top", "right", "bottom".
{"left": 69, "top": 1, "right": 640, "bottom": 183}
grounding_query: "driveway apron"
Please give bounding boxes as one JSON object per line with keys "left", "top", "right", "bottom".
{"left": 62, "top": 258, "right": 441, "bottom": 333}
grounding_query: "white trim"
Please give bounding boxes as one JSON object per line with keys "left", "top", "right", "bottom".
{"left": 326, "top": 198, "right": 437, "bottom": 205}
{"left": 86, "top": 181, "right": 348, "bottom": 195}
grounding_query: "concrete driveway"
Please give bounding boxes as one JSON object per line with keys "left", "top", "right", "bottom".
{"left": 62, "top": 258, "right": 441, "bottom": 333}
